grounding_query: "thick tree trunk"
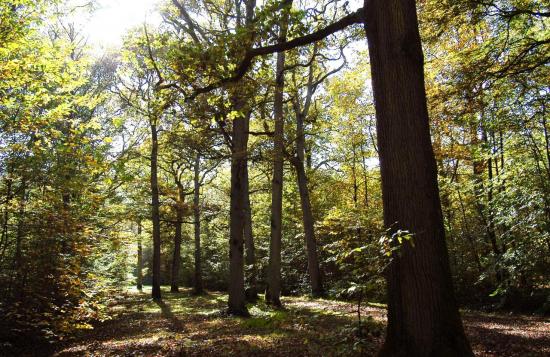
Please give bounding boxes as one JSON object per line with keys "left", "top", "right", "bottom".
{"left": 171, "top": 189, "right": 183, "bottom": 293}
{"left": 150, "top": 123, "right": 162, "bottom": 300}
{"left": 193, "top": 153, "right": 203, "bottom": 295}
{"left": 228, "top": 107, "right": 248, "bottom": 315}
{"left": 137, "top": 219, "right": 143, "bottom": 291}
{"left": 364, "top": 1, "right": 473, "bottom": 355}
{"left": 227, "top": 0, "right": 256, "bottom": 317}
{"left": 293, "top": 112, "right": 323, "bottom": 297}
{"left": 266, "top": 13, "right": 289, "bottom": 306}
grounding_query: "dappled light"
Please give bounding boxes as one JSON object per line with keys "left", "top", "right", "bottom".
{"left": 1, "top": 0, "right": 548, "bottom": 356}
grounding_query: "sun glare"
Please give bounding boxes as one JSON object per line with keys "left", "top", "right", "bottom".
{"left": 83, "top": 0, "right": 161, "bottom": 51}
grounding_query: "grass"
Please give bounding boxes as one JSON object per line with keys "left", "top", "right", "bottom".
{"left": 50, "top": 286, "right": 550, "bottom": 357}
{"left": 51, "top": 286, "right": 382, "bottom": 356}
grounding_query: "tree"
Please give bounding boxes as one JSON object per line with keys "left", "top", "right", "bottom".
{"left": 226, "top": 0, "right": 257, "bottom": 316}
{"left": 287, "top": 42, "right": 348, "bottom": 297}
{"left": 199, "top": 0, "right": 474, "bottom": 353}
{"left": 1, "top": 1, "right": 127, "bottom": 343}
{"left": 364, "top": 1, "right": 472, "bottom": 355}
{"left": 117, "top": 30, "right": 173, "bottom": 299}
{"left": 166, "top": 161, "right": 188, "bottom": 293}
{"left": 418, "top": 0, "right": 550, "bottom": 304}
{"left": 137, "top": 220, "right": 143, "bottom": 290}
{"left": 265, "top": 2, "right": 291, "bottom": 307}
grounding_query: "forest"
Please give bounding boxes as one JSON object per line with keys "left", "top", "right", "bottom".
{"left": 1, "top": 0, "right": 549, "bottom": 356}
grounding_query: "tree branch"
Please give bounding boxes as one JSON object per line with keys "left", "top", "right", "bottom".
{"left": 186, "top": 7, "right": 364, "bottom": 100}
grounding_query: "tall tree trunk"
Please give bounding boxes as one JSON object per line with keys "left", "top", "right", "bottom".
{"left": 541, "top": 114, "right": 550, "bottom": 251}
{"left": 227, "top": 0, "right": 256, "bottom": 317}
{"left": 482, "top": 128, "right": 501, "bottom": 260}
{"left": 266, "top": 10, "right": 289, "bottom": 306}
{"left": 360, "top": 142, "right": 369, "bottom": 208}
{"left": 171, "top": 188, "right": 184, "bottom": 293}
{"left": 243, "top": 148, "right": 258, "bottom": 301}
{"left": 150, "top": 123, "right": 162, "bottom": 300}
{"left": 12, "top": 177, "right": 26, "bottom": 299}
{"left": 351, "top": 145, "right": 359, "bottom": 207}
{"left": 293, "top": 111, "right": 323, "bottom": 297}
{"left": 137, "top": 219, "right": 143, "bottom": 291}
{"left": 193, "top": 153, "right": 203, "bottom": 295}
{"left": 542, "top": 114, "right": 550, "bottom": 178}
{"left": 364, "top": 1, "right": 473, "bottom": 355}
{"left": 228, "top": 103, "right": 248, "bottom": 315}
{"left": 471, "top": 123, "right": 494, "bottom": 255}
{"left": 0, "top": 165, "right": 13, "bottom": 258}
{"left": 498, "top": 130, "right": 505, "bottom": 192}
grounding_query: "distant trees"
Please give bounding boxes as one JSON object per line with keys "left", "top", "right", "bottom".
{"left": 116, "top": 35, "right": 171, "bottom": 300}
{"left": 0, "top": 1, "right": 125, "bottom": 343}
{"left": 420, "top": 0, "right": 550, "bottom": 305}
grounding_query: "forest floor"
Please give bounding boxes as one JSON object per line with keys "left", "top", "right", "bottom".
{"left": 49, "top": 287, "right": 549, "bottom": 357}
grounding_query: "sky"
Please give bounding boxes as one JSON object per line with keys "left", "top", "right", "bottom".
{"left": 79, "top": 0, "right": 365, "bottom": 52}
{"left": 81, "top": 0, "right": 161, "bottom": 52}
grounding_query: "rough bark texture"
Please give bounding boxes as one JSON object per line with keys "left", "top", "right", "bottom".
{"left": 193, "top": 153, "right": 203, "bottom": 295}
{"left": 228, "top": 103, "right": 248, "bottom": 315}
{"left": 293, "top": 111, "right": 323, "bottom": 297}
{"left": 137, "top": 220, "right": 143, "bottom": 291}
{"left": 150, "top": 123, "right": 162, "bottom": 300}
{"left": 227, "top": 0, "right": 255, "bottom": 317}
{"left": 265, "top": 13, "right": 288, "bottom": 307}
{"left": 364, "top": 0, "right": 473, "bottom": 355}
{"left": 170, "top": 189, "right": 184, "bottom": 293}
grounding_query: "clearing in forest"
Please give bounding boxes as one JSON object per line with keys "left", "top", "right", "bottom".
{"left": 49, "top": 287, "right": 550, "bottom": 357}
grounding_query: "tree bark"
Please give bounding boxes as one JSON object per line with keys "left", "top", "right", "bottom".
{"left": 0, "top": 165, "right": 13, "bottom": 258}
{"left": 364, "top": 1, "right": 473, "bottom": 355}
{"left": 12, "top": 176, "right": 26, "bottom": 299}
{"left": 266, "top": 10, "right": 289, "bottom": 306}
{"left": 483, "top": 128, "right": 500, "bottom": 257}
{"left": 227, "top": 0, "right": 256, "bottom": 317}
{"left": 137, "top": 219, "right": 143, "bottom": 291}
{"left": 243, "top": 148, "right": 258, "bottom": 301}
{"left": 150, "top": 123, "right": 162, "bottom": 300}
{"left": 351, "top": 145, "right": 359, "bottom": 207}
{"left": 293, "top": 110, "right": 323, "bottom": 297}
{"left": 228, "top": 103, "right": 248, "bottom": 315}
{"left": 14, "top": 178, "right": 25, "bottom": 270}
{"left": 171, "top": 188, "right": 184, "bottom": 293}
{"left": 193, "top": 152, "right": 203, "bottom": 295}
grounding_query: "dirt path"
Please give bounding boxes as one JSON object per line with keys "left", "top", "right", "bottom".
{"left": 50, "top": 287, "right": 548, "bottom": 357}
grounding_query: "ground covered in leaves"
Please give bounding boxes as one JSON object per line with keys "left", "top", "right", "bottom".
{"left": 36, "top": 287, "right": 550, "bottom": 356}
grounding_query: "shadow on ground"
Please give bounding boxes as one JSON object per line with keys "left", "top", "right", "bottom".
{"left": 53, "top": 287, "right": 382, "bottom": 357}
{"left": 50, "top": 287, "right": 549, "bottom": 357}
